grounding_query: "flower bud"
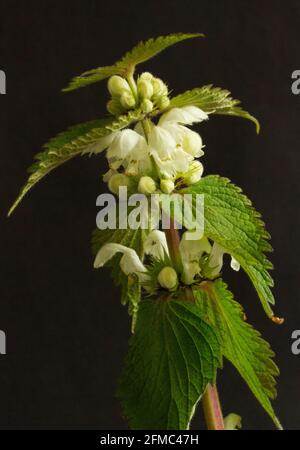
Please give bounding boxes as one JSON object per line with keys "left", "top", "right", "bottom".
{"left": 108, "top": 173, "right": 130, "bottom": 194}
{"left": 139, "top": 72, "right": 153, "bottom": 82}
{"left": 160, "top": 179, "right": 174, "bottom": 194}
{"left": 120, "top": 91, "right": 136, "bottom": 109}
{"left": 152, "top": 78, "right": 168, "bottom": 97}
{"left": 156, "top": 95, "right": 170, "bottom": 111}
{"left": 141, "top": 99, "right": 153, "bottom": 113}
{"left": 185, "top": 161, "right": 204, "bottom": 185}
{"left": 158, "top": 266, "right": 178, "bottom": 290}
{"left": 138, "top": 176, "right": 156, "bottom": 194}
{"left": 107, "top": 75, "right": 130, "bottom": 96}
{"left": 106, "top": 98, "right": 123, "bottom": 116}
{"left": 137, "top": 79, "right": 154, "bottom": 99}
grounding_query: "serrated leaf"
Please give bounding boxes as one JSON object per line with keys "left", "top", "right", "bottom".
{"left": 194, "top": 279, "right": 281, "bottom": 429}
{"left": 181, "top": 175, "right": 274, "bottom": 317}
{"left": 63, "top": 33, "right": 203, "bottom": 92}
{"left": 169, "top": 85, "right": 260, "bottom": 133}
{"left": 118, "top": 295, "right": 222, "bottom": 429}
{"left": 8, "top": 110, "right": 143, "bottom": 215}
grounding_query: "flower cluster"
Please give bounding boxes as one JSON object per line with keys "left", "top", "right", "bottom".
{"left": 92, "top": 72, "right": 241, "bottom": 293}
{"left": 94, "top": 230, "right": 240, "bottom": 292}
{"left": 106, "top": 72, "right": 170, "bottom": 116}
{"left": 89, "top": 73, "right": 208, "bottom": 198}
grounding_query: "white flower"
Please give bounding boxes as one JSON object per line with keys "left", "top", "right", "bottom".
{"left": 94, "top": 231, "right": 171, "bottom": 291}
{"left": 178, "top": 231, "right": 240, "bottom": 283}
{"left": 148, "top": 126, "right": 192, "bottom": 178}
{"left": 82, "top": 132, "right": 117, "bottom": 156}
{"left": 145, "top": 106, "right": 207, "bottom": 178}
{"left": 179, "top": 231, "right": 211, "bottom": 284}
{"left": 106, "top": 129, "right": 152, "bottom": 176}
{"left": 185, "top": 160, "right": 204, "bottom": 185}
{"left": 208, "top": 242, "right": 240, "bottom": 277}
{"left": 106, "top": 129, "right": 141, "bottom": 165}
{"left": 144, "top": 230, "right": 169, "bottom": 260}
{"left": 159, "top": 106, "right": 208, "bottom": 126}
{"left": 94, "top": 243, "right": 147, "bottom": 276}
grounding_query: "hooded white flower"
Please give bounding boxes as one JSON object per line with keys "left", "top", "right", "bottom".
{"left": 208, "top": 242, "right": 240, "bottom": 277}
{"left": 106, "top": 129, "right": 152, "bottom": 176}
{"left": 144, "top": 230, "right": 169, "bottom": 260}
{"left": 147, "top": 106, "right": 207, "bottom": 178}
{"left": 84, "top": 105, "right": 207, "bottom": 183}
{"left": 148, "top": 126, "right": 192, "bottom": 178}
{"left": 159, "top": 106, "right": 208, "bottom": 126}
{"left": 179, "top": 231, "right": 211, "bottom": 284}
{"left": 82, "top": 132, "right": 118, "bottom": 156}
{"left": 94, "top": 243, "right": 147, "bottom": 276}
{"left": 94, "top": 230, "right": 169, "bottom": 288}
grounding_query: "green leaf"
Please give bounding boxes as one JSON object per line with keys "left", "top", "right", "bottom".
{"left": 169, "top": 85, "right": 260, "bottom": 133}
{"left": 194, "top": 280, "right": 281, "bottom": 429}
{"left": 118, "top": 295, "right": 222, "bottom": 429}
{"left": 63, "top": 33, "right": 203, "bottom": 92}
{"left": 181, "top": 175, "right": 274, "bottom": 317}
{"left": 8, "top": 110, "right": 143, "bottom": 216}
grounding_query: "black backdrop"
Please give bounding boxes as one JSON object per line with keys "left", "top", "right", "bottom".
{"left": 0, "top": 0, "right": 299, "bottom": 430}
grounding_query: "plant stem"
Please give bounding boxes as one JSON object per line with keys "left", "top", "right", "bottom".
{"left": 202, "top": 384, "right": 225, "bottom": 430}
{"left": 164, "top": 218, "right": 182, "bottom": 273}
{"left": 164, "top": 221, "right": 225, "bottom": 430}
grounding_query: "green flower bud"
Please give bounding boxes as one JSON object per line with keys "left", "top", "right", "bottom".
{"left": 138, "top": 176, "right": 156, "bottom": 194}
{"left": 156, "top": 95, "right": 170, "bottom": 111}
{"left": 120, "top": 91, "right": 136, "bottom": 109}
{"left": 106, "top": 98, "right": 123, "bottom": 116}
{"left": 137, "top": 79, "right": 154, "bottom": 99}
{"left": 158, "top": 266, "right": 178, "bottom": 290}
{"left": 108, "top": 173, "right": 130, "bottom": 194}
{"left": 185, "top": 160, "right": 204, "bottom": 185}
{"left": 160, "top": 178, "right": 174, "bottom": 194}
{"left": 139, "top": 72, "right": 153, "bottom": 82}
{"left": 152, "top": 78, "right": 168, "bottom": 97}
{"left": 107, "top": 75, "right": 130, "bottom": 96}
{"left": 141, "top": 99, "right": 153, "bottom": 114}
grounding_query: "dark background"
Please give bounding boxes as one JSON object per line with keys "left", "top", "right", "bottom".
{"left": 0, "top": 0, "right": 299, "bottom": 430}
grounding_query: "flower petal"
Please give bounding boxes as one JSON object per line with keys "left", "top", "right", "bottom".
{"left": 82, "top": 132, "right": 118, "bottom": 155}
{"left": 94, "top": 243, "right": 146, "bottom": 275}
{"left": 180, "top": 232, "right": 211, "bottom": 284}
{"left": 208, "top": 242, "right": 225, "bottom": 276}
{"left": 159, "top": 106, "right": 208, "bottom": 126}
{"left": 144, "top": 230, "right": 169, "bottom": 260}
{"left": 148, "top": 126, "right": 176, "bottom": 159}
{"left": 230, "top": 256, "right": 240, "bottom": 271}
{"left": 106, "top": 129, "right": 143, "bottom": 161}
